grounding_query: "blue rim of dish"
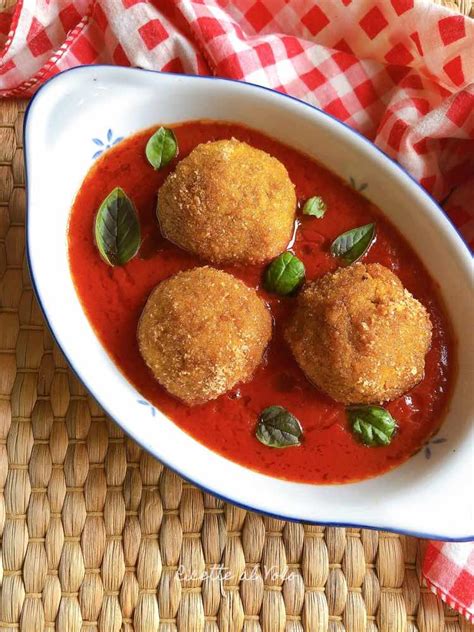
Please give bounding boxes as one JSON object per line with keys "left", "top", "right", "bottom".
{"left": 23, "top": 65, "right": 474, "bottom": 542}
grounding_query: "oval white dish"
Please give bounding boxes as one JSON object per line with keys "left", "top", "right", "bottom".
{"left": 24, "top": 66, "right": 474, "bottom": 540}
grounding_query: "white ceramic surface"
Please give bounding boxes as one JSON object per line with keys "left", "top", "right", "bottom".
{"left": 24, "top": 66, "right": 474, "bottom": 540}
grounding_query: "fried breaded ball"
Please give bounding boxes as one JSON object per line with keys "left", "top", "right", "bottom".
{"left": 137, "top": 267, "right": 272, "bottom": 405}
{"left": 157, "top": 139, "right": 296, "bottom": 264}
{"left": 285, "top": 263, "right": 432, "bottom": 404}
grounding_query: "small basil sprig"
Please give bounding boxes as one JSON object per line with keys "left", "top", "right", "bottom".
{"left": 94, "top": 187, "right": 141, "bottom": 266}
{"left": 145, "top": 127, "right": 178, "bottom": 169}
{"left": 330, "top": 223, "right": 375, "bottom": 265}
{"left": 348, "top": 405, "right": 397, "bottom": 447}
{"left": 303, "top": 196, "right": 326, "bottom": 218}
{"left": 264, "top": 252, "right": 305, "bottom": 295}
{"left": 256, "top": 406, "right": 303, "bottom": 448}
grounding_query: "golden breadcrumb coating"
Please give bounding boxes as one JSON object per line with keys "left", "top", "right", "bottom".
{"left": 157, "top": 139, "right": 296, "bottom": 264}
{"left": 285, "top": 263, "right": 432, "bottom": 404}
{"left": 137, "top": 267, "right": 272, "bottom": 405}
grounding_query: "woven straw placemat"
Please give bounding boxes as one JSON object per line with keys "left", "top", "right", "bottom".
{"left": 1, "top": 7, "right": 473, "bottom": 630}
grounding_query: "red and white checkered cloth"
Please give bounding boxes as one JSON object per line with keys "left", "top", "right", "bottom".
{"left": 424, "top": 541, "right": 474, "bottom": 622}
{"left": 0, "top": 0, "right": 473, "bottom": 621}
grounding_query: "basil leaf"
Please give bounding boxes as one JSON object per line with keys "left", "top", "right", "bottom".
{"left": 94, "top": 187, "right": 141, "bottom": 266}
{"left": 256, "top": 406, "right": 303, "bottom": 448}
{"left": 145, "top": 127, "right": 178, "bottom": 169}
{"left": 348, "top": 405, "right": 397, "bottom": 447}
{"left": 264, "top": 252, "right": 305, "bottom": 295}
{"left": 330, "top": 223, "right": 376, "bottom": 264}
{"left": 303, "top": 196, "right": 326, "bottom": 218}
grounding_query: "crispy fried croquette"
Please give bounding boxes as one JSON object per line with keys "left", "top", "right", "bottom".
{"left": 285, "top": 263, "right": 432, "bottom": 404}
{"left": 137, "top": 267, "right": 272, "bottom": 405}
{"left": 157, "top": 139, "right": 296, "bottom": 264}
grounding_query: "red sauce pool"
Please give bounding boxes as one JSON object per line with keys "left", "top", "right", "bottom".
{"left": 68, "top": 121, "right": 454, "bottom": 484}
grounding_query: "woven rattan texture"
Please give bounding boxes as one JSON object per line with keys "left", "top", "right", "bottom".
{"left": 1, "top": 68, "right": 474, "bottom": 632}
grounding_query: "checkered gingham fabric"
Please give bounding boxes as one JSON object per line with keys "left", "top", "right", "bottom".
{"left": 424, "top": 541, "right": 474, "bottom": 622}
{"left": 0, "top": 0, "right": 473, "bottom": 621}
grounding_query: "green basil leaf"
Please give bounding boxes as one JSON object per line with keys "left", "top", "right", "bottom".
{"left": 94, "top": 187, "right": 141, "bottom": 266}
{"left": 348, "top": 405, "right": 397, "bottom": 447}
{"left": 330, "top": 223, "right": 376, "bottom": 264}
{"left": 256, "top": 405, "right": 303, "bottom": 448}
{"left": 303, "top": 196, "right": 326, "bottom": 218}
{"left": 145, "top": 127, "right": 178, "bottom": 169}
{"left": 264, "top": 252, "right": 305, "bottom": 295}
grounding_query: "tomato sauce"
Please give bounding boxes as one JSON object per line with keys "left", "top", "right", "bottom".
{"left": 68, "top": 121, "right": 454, "bottom": 484}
